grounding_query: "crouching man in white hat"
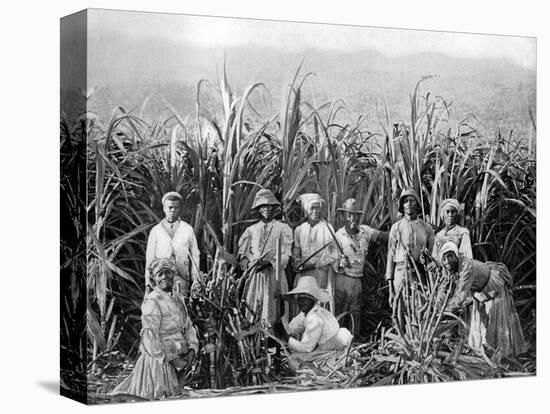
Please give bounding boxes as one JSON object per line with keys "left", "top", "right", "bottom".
{"left": 273, "top": 276, "right": 352, "bottom": 374}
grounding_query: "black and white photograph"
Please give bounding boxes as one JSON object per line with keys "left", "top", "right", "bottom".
{"left": 5, "top": 1, "right": 548, "bottom": 413}
{"left": 59, "top": 6, "right": 538, "bottom": 405}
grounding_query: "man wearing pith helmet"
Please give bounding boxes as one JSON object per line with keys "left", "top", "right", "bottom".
{"left": 386, "top": 188, "right": 434, "bottom": 304}
{"left": 144, "top": 191, "right": 201, "bottom": 295}
{"left": 237, "top": 189, "right": 293, "bottom": 325}
{"left": 334, "top": 198, "right": 386, "bottom": 336}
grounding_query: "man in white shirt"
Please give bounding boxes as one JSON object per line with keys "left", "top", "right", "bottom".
{"left": 144, "top": 191, "right": 200, "bottom": 295}
{"left": 276, "top": 276, "right": 352, "bottom": 353}
{"left": 273, "top": 276, "right": 352, "bottom": 374}
{"left": 334, "top": 198, "right": 384, "bottom": 336}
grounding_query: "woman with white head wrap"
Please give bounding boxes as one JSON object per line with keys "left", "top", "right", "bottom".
{"left": 439, "top": 242, "right": 526, "bottom": 357}
{"left": 432, "top": 198, "right": 472, "bottom": 262}
{"left": 111, "top": 258, "right": 198, "bottom": 400}
{"left": 292, "top": 193, "right": 339, "bottom": 314}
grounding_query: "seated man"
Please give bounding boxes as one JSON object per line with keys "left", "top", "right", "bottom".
{"left": 111, "top": 258, "right": 199, "bottom": 401}
{"left": 274, "top": 276, "right": 352, "bottom": 374}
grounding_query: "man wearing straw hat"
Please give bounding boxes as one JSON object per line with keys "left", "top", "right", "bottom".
{"left": 292, "top": 193, "right": 340, "bottom": 313}
{"left": 334, "top": 198, "right": 385, "bottom": 336}
{"left": 237, "top": 189, "right": 293, "bottom": 325}
{"left": 386, "top": 188, "right": 434, "bottom": 305}
{"left": 145, "top": 191, "right": 201, "bottom": 295}
{"left": 432, "top": 198, "right": 473, "bottom": 262}
{"left": 273, "top": 276, "right": 352, "bottom": 373}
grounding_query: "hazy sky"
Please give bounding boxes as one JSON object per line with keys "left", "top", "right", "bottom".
{"left": 89, "top": 8, "right": 536, "bottom": 69}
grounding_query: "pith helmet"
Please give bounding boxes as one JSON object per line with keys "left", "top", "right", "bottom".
{"left": 252, "top": 189, "right": 280, "bottom": 209}
{"left": 398, "top": 188, "right": 421, "bottom": 214}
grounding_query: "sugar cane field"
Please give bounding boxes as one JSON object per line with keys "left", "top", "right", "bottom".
{"left": 60, "top": 66, "right": 536, "bottom": 403}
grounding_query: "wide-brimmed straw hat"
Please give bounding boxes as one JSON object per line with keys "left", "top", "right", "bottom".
{"left": 439, "top": 241, "right": 459, "bottom": 262}
{"left": 337, "top": 198, "right": 362, "bottom": 214}
{"left": 252, "top": 189, "right": 280, "bottom": 209}
{"left": 283, "top": 276, "right": 330, "bottom": 303}
{"left": 398, "top": 188, "right": 421, "bottom": 214}
{"left": 149, "top": 258, "right": 178, "bottom": 277}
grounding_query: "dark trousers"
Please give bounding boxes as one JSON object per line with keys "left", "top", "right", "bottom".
{"left": 335, "top": 274, "right": 362, "bottom": 336}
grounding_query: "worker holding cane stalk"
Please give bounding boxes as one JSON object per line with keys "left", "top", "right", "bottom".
{"left": 386, "top": 188, "right": 434, "bottom": 328}
{"left": 237, "top": 189, "right": 293, "bottom": 326}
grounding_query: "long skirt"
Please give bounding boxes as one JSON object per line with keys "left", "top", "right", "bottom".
{"left": 243, "top": 267, "right": 289, "bottom": 326}
{"left": 111, "top": 353, "right": 179, "bottom": 400}
{"left": 469, "top": 262, "right": 526, "bottom": 357}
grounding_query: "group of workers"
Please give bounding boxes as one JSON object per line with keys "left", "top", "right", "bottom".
{"left": 112, "top": 188, "right": 526, "bottom": 400}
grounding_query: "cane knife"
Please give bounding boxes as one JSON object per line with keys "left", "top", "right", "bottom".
{"left": 321, "top": 219, "right": 345, "bottom": 255}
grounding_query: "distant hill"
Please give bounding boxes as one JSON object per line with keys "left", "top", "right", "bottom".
{"left": 80, "top": 33, "right": 535, "bottom": 139}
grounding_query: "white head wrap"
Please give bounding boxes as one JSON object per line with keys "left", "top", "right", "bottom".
{"left": 440, "top": 198, "right": 461, "bottom": 220}
{"left": 297, "top": 193, "right": 324, "bottom": 211}
{"left": 439, "top": 241, "right": 459, "bottom": 262}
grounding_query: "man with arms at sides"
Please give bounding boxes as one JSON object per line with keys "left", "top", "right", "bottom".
{"left": 145, "top": 191, "right": 201, "bottom": 295}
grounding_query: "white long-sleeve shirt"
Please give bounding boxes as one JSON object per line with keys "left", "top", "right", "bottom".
{"left": 287, "top": 304, "right": 352, "bottom": 353}
{"left": 145, "top": 219, "right": 200, "bottom": 288}
{"left": 293, "top": 221, "right": 339, "bottom": 269}
{"left": 432, "top": 225, "right": 473, "bottom": 262}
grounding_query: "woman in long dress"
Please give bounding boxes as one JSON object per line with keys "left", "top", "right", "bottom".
{"left": 439, "top": 242, "right": 526, "bottom": 357}
{"left": 111, "top": 258, "right": 198, "bottom": 400}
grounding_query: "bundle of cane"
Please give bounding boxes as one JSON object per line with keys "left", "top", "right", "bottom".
{"left": 392, "top": 250, "right": 457, "bottom": 360}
